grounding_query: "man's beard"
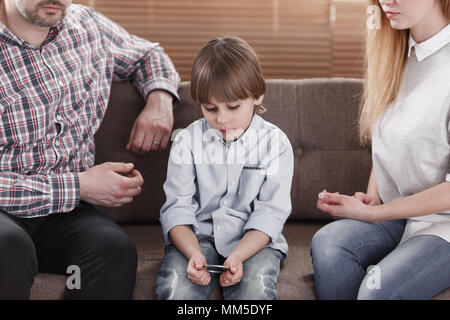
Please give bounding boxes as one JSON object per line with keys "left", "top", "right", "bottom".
{"left": 14, "top": 0, "right": 67, "bottom": 28}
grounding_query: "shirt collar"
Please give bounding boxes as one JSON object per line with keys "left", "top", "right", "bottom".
{"left": 0, "top": 20, "right": 23, "bottom": 46}
{"left": 203, "top": 113, "right": 261, "bottom": 150}
{"left": 235, "top": 113, "right": 260, "bottom": 148}
{"left": 408, "top": 23, "right": 450, "bottom": 62}
{"left": 0, "top": 14, "right": 66, "bottom": 49}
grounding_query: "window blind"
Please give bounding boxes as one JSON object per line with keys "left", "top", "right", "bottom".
{"left": 74, "top": 0, "right": 367, "bottom": 80}
{"left": 330, "top": 0, "right": 367, "bottom": 77}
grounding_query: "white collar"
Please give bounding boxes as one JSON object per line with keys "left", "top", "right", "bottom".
{"left": 203, "top": 114, "right": 262, "bottom": 150}
{"left": 408, "top": 23, "right": 450, "bottom": 62}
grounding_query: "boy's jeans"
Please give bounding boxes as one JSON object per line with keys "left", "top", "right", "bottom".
{"left": 155, "top": 235, "right": 283, "bottom": 300}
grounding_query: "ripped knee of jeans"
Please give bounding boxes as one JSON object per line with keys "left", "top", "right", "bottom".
{"left": 156, "top": 269, "right": 179, "bottom": 300}
{"left": 167, "top": 270, "right": 179, "bottom": 300}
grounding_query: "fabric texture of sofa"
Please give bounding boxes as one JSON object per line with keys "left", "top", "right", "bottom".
{"left": 29, "top": 79, "right": 450, "bottom": 300}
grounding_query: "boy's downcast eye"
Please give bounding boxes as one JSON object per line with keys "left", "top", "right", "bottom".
{"left": 201, "top": 105, "right": 216, "bottom": 112}
{"left": 202, "top": 105, "right": 238, "bottom": 112}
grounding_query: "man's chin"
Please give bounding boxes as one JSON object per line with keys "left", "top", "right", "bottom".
{"left": 33, "top": 16, "right": 64, "bottom": 28}
{"left": 29, "top": 9, "right": 65, "bottom": 28}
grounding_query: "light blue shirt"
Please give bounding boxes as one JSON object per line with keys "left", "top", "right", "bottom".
{"left": 159, "top": 114, "right": 294, "bottom": 257}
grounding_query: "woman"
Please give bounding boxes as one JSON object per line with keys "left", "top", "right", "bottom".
{"left": 311, "top": 0, "right": 450, "bottom": 299}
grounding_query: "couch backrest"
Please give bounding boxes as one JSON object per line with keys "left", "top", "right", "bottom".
{"left": 94, "top": 79, "right": 372, "bottom": 223}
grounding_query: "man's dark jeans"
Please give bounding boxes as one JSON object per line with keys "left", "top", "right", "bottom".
{"left": 0, "top": 202, "right": 137, "bottom": 299}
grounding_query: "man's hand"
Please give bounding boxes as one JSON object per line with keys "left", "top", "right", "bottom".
{"left": 78, "top": 162, "right": 144, "bottom": 207}
{"left": 126, "top": 90, "right": 174, "bottom": 154}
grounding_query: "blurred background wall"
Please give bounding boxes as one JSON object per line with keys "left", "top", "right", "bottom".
{"left": 74, "top": 0, "right": 367, "bottom": 81}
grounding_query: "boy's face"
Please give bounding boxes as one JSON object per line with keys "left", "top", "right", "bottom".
{"left": 201, "top": 95, "right": 264, "bottom": 142}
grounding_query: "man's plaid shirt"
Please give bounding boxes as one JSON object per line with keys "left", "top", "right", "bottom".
{"left": 0, "top": 5, "right": 180, "bottom": 217}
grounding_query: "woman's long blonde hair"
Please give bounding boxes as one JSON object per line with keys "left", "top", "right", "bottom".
{"left": 359, "top": 0, "right": 450, "bottom": 145}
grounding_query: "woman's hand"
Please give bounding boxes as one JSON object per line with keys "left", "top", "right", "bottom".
{"left": 353, "top": 192, "right": 381, "bottom": 206}
{"left": 316, "top": 190, "right": 379, "bottom": 222}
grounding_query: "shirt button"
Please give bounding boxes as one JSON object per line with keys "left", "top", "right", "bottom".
{"left": 216, "top": 225, "right": 221, "bottom": 231}
{"left": 223, "top": 200, "right": 228, "bottom": 206}
{"left": 56, "top": 115, "right": 63, "bottom": 121}
{"left": 230, "top": 181, "right": 234, "bottom": 186}
{"left": 58, "top": 80, "right": 64, "bottom": 87}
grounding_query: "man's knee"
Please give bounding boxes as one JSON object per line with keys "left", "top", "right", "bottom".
{"left": 0, "top": 224, "right": 37, "bottom": 299}
{"left": 93, "top": 229, "right": 138, "bottom": 270}
{"left": 74, "top": 225, "right": 138, "bottom": 289}
{"left": 64, "top": 227, "right": 138, "bottom": 299}
{"left": 0, "top": 224, "right": 37, "bottom": 268}
{"left": 88, "top": 228, "right": 137, "bottom": 262}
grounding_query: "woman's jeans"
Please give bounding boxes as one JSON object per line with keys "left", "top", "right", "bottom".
{"left": 155, "top": 235, "right": 283, "bottom": 300}
{"left": 310, "top": 218, "right": 450, "bottom": 299}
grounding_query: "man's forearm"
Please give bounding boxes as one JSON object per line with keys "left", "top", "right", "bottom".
{"left": 0, "top": 171, "right": 79, "bottom": 217}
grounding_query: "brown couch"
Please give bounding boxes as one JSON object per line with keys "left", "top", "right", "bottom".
{"left": 30, "top": 79, "right": 450, "bottom": 300}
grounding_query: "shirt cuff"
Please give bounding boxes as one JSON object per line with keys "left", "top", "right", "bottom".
{"left": 139, "top": 78, "right": 180, "bottom": 103}
{"left": 243, "top": 212, "right": 284, "bottom": 245}
{"left": 159, "top": 209, "right": 199, "bottom": 242}
{"left": 48, "top": 172, "right": 80, "bottom": 214}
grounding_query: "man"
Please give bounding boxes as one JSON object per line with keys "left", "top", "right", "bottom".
{"left": 0, "top": 0, "right": 180, "bottom": 299}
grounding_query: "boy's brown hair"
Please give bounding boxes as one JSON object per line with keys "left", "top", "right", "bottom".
{"left": 191, "top": 36, "right": 267, "bottom": 114}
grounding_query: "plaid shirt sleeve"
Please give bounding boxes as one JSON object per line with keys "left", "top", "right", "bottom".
{"left": 90, "top": 8, "right": 181, "bottom": 101}
{"left": 0, "top": 4, "right": 179, "bottom": 217}
{"left": 0, "top": 172, "right": 79, "bottom": 217}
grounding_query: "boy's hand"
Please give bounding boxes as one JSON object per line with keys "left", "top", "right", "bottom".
{"left": 187, "top": 253, "right": 211, "bottom": 286}
{"left": 220, "top": 254, "right": 243, "bottom": 287}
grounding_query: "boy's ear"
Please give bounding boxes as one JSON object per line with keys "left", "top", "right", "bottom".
{"left": 255, "top": 94, "right": 264, "bottom": 105}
